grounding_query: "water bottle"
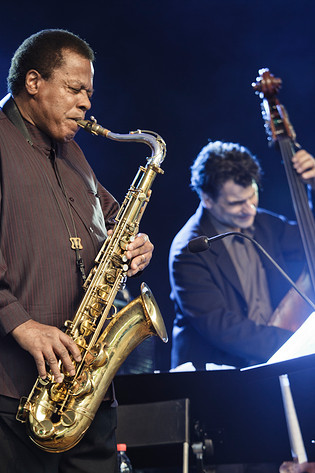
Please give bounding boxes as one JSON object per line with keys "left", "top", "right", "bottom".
{"left": 117, "top": 443, "right": 133, "bottom": 473}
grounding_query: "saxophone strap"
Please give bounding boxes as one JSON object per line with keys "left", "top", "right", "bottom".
{"left": 1, "top": 93, "right": 86, "bottom": 282}
{"left": 48, "top": 148, "right": 86, "bottom": 282}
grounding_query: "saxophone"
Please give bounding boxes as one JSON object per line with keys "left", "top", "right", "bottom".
{"left": 16, "top": 118, "right": 168, "bottom": 453}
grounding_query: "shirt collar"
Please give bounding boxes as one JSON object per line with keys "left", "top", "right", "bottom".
{"left": 24, "top": 119, "right": 55, "bottom": 157}
{"left": 208, "top": 211, "right": 255, "bottom": 249}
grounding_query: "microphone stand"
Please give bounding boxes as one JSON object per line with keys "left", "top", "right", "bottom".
{"left": 188, "top": 231, "right": 315, "bottom": 313}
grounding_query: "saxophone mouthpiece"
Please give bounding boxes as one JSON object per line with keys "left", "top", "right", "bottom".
{"left": 76, "top": 117, "right": 110, "bottom": 137}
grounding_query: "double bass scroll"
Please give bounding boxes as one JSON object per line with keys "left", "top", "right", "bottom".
{"left": 252, "top": 68, "right": 315, "bottom": 331}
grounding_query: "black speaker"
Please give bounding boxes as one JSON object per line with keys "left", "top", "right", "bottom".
{"left": 116, "top": 398, "right": 190, "bottom": 471}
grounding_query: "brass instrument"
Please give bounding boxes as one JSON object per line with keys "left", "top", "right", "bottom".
{"left": 16, "top": 118, "right": 168, "bottom": 453}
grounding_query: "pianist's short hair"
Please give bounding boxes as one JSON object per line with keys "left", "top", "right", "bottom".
{"left": 190, "top": 140, "right": 262, "bottom": 200}
{"left": 7, "top": 29, "right": 95, "bottom": 96}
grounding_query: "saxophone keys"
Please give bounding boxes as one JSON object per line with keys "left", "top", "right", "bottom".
{"left": 33, "top": 419, "right": 55, "bottom": 439}
{"left": 86, "top": 343, "right": 108, "bottom": 368}
{"left": 137, "top": 191, "right": 147, "bottom": 202}
{"left": 61, "top": 410, "right": 76, "bottom": 427}
{"left": 119, "top": 235, "right": 130, "bottom": 251}
{"left": 89, "top": 301, "right": 103, "bottom": 318}
{"left": 50, "top": 383, "right": 68, "bottom": 402}
{"left": 16, "top": 397, "right": 29, "bottom": 422}
{"left": 69, "top": 370, "right": 93, "bottom": 397}
{"left": 105, "top": 269, "right": 116, "bottom": 284}
{"left": 75, "top": 335, "right": 87, "bottom": 349}
{"left": 39, "top": 374, "right": 52, "bottom": 385}
{"left": 97, "top": 284, "right": 111, "bottom": 301}
{"left": 84, "top": 346, "right": 98, "bottom": 365}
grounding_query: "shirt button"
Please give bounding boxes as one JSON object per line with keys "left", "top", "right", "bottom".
{"left": 69, "top": 197, "right": 74, "bottom": 202}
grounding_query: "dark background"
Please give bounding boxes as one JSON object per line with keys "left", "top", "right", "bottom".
{"left": 1, "top": 0, "right": 315, "bottom": 371}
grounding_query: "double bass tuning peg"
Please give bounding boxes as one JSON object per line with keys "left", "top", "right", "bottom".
{"left": 252, "top": 68, "right": 282, "bottom": 99}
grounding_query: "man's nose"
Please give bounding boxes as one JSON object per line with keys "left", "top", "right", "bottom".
{"left": 242, "top": 201, "right": 256, "bottom": 214}
{"left": 78, "top": 91, "right": 91, "bottom": 111}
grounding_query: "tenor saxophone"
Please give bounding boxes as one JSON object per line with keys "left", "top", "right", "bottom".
{"left": 16, "top": 118, "right": 168, "bottom": 453}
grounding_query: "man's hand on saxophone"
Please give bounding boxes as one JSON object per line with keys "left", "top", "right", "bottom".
{"left": 106, "top": 230, "right": 154, "bottom": 277}
{"left": 126, "top": 232, "right": 154, "bottom": 277}
{"left": 11, "top": 320, "right": 82, "bottom": 383}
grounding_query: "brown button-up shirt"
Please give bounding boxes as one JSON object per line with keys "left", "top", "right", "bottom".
{"left": 0, "top": 110, "right": 119, "bottom": 398}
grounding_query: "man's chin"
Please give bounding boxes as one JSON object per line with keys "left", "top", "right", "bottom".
{"left": 59, "top": 122, "right": 79, "bottom": 142}
{"left": 238, "top": 218, "right": 255, "bottom": 230}
{"left": 60, "top": 130, "right": 77, "bottom": 143}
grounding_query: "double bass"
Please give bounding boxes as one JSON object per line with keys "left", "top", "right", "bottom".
{"left": 252, "top": 68, "right": 315, "bottom": 331}
{"left": 253, "top": 69, "right": 315, "bottom": 473}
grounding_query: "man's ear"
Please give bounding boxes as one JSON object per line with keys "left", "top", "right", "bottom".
{"left": 201, "top": 191, "right": 213, "bottom": 209}
{"left": 24, "top": 70, "right": 41, "bottom": 96}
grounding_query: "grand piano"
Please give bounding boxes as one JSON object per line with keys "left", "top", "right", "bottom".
{"left": 114, "top": 351, "right": 315, "bottom": 471}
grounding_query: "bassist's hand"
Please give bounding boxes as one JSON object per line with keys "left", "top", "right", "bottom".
{"left": 292, "top": 149, "right": 315, "bottom": 188}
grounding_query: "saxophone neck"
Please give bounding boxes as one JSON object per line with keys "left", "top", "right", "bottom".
{"left": 111, "top": 129, "right": 166, "bottom": 168}
{"left": 76, "top": 118, "right": 166, "bottom": 168}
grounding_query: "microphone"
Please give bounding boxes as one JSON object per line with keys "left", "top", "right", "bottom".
{"left": 188, "top": 231, "right": 315, "bottom": 312}
{"left": 188, "top": 232, "right": 237, "bottom": 253}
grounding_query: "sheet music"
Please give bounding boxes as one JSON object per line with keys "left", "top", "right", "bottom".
{"left": 268, "top": 312, "right": 315, "bottom": 364}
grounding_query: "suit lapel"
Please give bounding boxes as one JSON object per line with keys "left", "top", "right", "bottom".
{"left": 198, "top": 204, "right": 246, "bottom": 301}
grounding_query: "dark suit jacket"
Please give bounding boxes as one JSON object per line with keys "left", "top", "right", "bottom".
{"left": 169, "top": 203, "right": 306, "bottom": 369}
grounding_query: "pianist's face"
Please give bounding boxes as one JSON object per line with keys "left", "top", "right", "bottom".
{"left": 203, "top": 179, "right": 258, "bottom": 231}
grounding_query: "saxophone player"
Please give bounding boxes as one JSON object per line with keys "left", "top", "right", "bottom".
{"left": 0, "top": 29, "right": 153, "bottom": 473}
